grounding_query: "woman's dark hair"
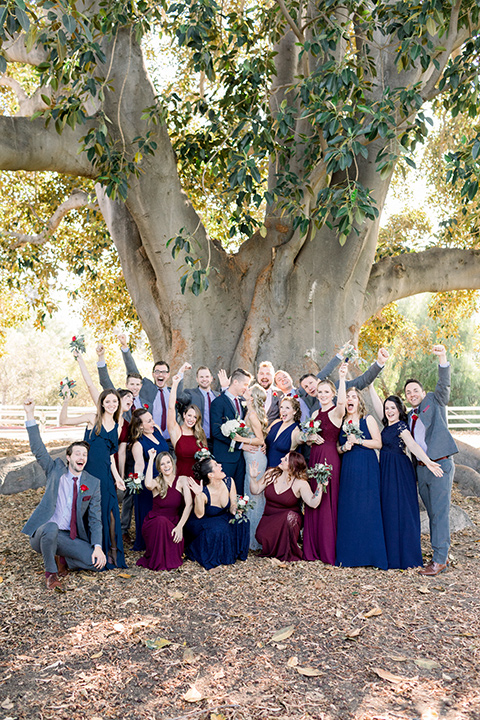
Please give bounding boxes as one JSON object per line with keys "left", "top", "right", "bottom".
{"left": 192, "top": 457, "right": 216, "bottom": 485}
{"left": 382, "top": 395, "right": 408, "bottom": 427}
{"left": 280, "top": 396, "right": 302, "bottom": 424}
{"left": 128, "top": 408, "right": 150, "bottom": 447}
{"left": 118, "top": 388, "right": 134, "bottom": 400}
{"left": 94, "top": 388, "right": 121, "bottom": 435}
{"left": 264, "top": 450, "right": 308, "bottom": 485}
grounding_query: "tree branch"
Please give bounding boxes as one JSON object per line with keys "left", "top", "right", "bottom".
{"left": 275, "top": 0, "right": 304, "bottom": 42}
{"left": 363, "top": 248, "right": 480, "bottom": 320}
{"left": 6, "top": 190, "right": 97, "bottom": 248}
{"left": 0, "top": 116, "right": 95, "bottom": 175}
{"left": 0, "top": 74, "right": 51, "bottom": 116}
{"left": 3, "top": 33, "right": 48, "bottom": 66}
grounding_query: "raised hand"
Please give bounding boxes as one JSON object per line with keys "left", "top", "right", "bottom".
{"left": 377, "top": 347, "right": 389, "bottom": 366}
{"left": 147, "top": 448, "right": 157, "bottom": 460}
{"left": 338, "top": 361, "right": 349, "bottom": 378}
{"left": 432, "top": 344, "right": 447, "bottom": 363}
{"left": 178, "top": 362, "right": 192, "bottom": 374}
{"left": 23, "top": 397, "right": 35, "bottom": 419}
{"left": 172, "top": 374, "right": 182, "bottom": 384}
{"left": 96, "top": 342, "right": 105, "bottom": 358}
{"left": 117, "top": 333, "right": 128, "bottom": 349}
{"left": 218, "top": 369, "right": 230, "bottom": 389}
{"left": 188, "top": 477, "right": 203, "bottom": 494}
{"left": 250, "top": 460, "right": 260, "bottom": 479}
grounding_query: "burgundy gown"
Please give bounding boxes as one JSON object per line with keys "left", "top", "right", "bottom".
{"left": 136, "top": 478, "right": 186, "bottom": 571}
{"left": 303, "top": 409, "right": 341, "bottom": 565}
{"left": 255, "top": 483, "right": 303, "bottom": 562}
{"left": 175, "top": 433, "right": 203, "bottom": 477}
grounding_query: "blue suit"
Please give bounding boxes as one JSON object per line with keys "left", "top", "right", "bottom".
{"left": 211, "top": 393, "right": 246, "bottom": 494}
{"left": 22, "top": 424, "right": 103, "bottom": 573}
{"left": 408, "top": 364, "right": 458, "bottom": 564}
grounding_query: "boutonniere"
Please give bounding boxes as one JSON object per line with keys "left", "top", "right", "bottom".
{"left": 80, "top": 484, "right": 89, "bottom": 493}
{"left": 293, "top": 394, "right": 299, "bottom": 399}
{"left": 143, "top": 403, "right": 149, "bottom": 409}
{"left": 241, "top": 401, "right": 247, "bottom": 408}
{"left": 272, "top": 391, "right": 277, "bottom": 397}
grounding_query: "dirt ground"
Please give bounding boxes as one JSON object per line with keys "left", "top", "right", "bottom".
{"left": 0, "top": 440, "right": 479, "bottom": 720}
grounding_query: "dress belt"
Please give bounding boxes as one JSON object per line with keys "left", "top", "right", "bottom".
{"left": 417, "top": 455, "right": 449, "bottom": 467}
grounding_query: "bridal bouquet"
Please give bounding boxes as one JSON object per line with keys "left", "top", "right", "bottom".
{"left": 221, "top": 419, "right": 253, "bottom": 452}
{"left": 125, "top": 472, "right": 144, "bottom": 494}
{"left": 194, "top": 447, "right": 212, "bottom": 462}
{"left": 70, "top": 334, "right": 86, "bottom": 354}
{"left": 229, "top": 495, "right": 255, "bottom": 524}
{"left": 342, "top": 419, "right": 364, "bottom": 440}
{"left": 340, "top": 342, "right": 365, "bottom": 366}
{"left": 58, "top": 377, "right": 77, "bottom": 399}
{"left": 307, "top": 462, "right": 333, "bottom": 494}
{"left": 300, "top": 416, "right": 321, "bottom": 442}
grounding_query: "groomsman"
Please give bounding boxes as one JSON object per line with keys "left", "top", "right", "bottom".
{"left": 211, "top": 368, "right": 252, "bottom": 494}
{"left": 404, "top": 345, "right": 458, "bottom": 577}
{"left": 183, "top": 366, "right": 230, "bottom": 451}
{"left": 273, "top": 369, "right": 310, "bottom": 421}
{"left": 22, "top": 399, "right": 106, "bottom": 590}
{"left": 299, "top": 347, "right": 390, "bottom": 413}
{"left": 256, "top": 361, "right": 281, "bottom": 423}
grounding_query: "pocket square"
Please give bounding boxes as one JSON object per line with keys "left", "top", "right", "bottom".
{"left": 422, "top": 405, "right": 430, "bottom": 412}
{"left": 82, "top": 495, "right": 92, "bottom": 501}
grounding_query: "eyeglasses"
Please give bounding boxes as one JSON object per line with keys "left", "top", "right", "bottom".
{"left": 153, "top": 369, "right": 168, "bottom": 375}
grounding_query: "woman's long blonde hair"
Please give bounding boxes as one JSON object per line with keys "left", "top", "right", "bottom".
{"left": 249, "top": 383, "right": 268, "bottom": 435}
{"left": 182, "top": 404, "right": 208, "bottom": 448}
{"left": 155, "top": 452, "right": 177, "bottom": 498}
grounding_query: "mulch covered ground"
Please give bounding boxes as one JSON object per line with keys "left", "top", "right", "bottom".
{"left": 0, "top": 442, "right": 479, "bottom": 720}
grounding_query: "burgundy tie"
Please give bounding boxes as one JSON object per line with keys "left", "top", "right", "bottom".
{"left": 70, "top": 476, "right": 78, "bottom": 540}
{"left": 159, "top": 388, "right": 167, "bottom": 432}
{"left": 410, "top": 409, "right": 419, "bottom": 439}
{"left": 235, "top": 397, "right": 241, "bottom": 417}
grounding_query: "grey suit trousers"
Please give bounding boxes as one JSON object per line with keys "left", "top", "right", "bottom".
{"left": 417, "top": 456, "right": 454, "bottom": 564}
{"left": 30, "top": 522, "right": 99, "bottom": 573}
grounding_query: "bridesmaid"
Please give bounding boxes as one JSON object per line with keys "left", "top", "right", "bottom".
{"left": 265, "top": 397, "right": 303, "bottom": 468}
{"left": 167, "top": 373, "right": 207, "bottom": 477}
{"left": 59, "top": 388, "right": 127, "bottom": 568}
{"left": 335, "top": 388, "right": 388, "bottom": 569}
{"left": 137, "top": 449, "right": 193, "bottom": 571}
{"left": 130, "top": 408, "right": 169, "bottom": 551}
{"left": 369, "top": 388, "right": 443, "bottom": 569}
{"left": 303, "top": 361, "right": 348, "bottom": 564}
{"left": 242, "top": 384, "right": 268, "bottom": 550}
{"left": 250, "top": 452, "right": 323, "bottom": 562}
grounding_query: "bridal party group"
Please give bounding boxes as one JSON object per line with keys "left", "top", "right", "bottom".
{"left": 22, "top": 335, "right": 457, "bottom": 590}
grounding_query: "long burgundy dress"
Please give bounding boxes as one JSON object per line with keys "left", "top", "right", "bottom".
{"left": 136, "top": 478, "right": 186, "bottom": 571}
{"left": 255, "top": 483, "right": 303, "bottom": 562}
{"left": 175, "top": 433, "right": 203, "bottom": 477}
{"left": 303, "top": 409, "right": 341, "bottom": 565}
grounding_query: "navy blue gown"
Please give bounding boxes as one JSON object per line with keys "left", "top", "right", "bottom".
{"left": 265, "top": 421, "right": 299, "bottom": 468}
{"left": 380, "top": 422, "right": 423, "bottom": 569}
{"left": 336, "top": 418, "right": 388, "bottom": 570}
{"left": 84, "top": 424, "right": 127, "bottom": 569}
{"left": 133, "top": 428, "right": 169, "bottom": 551}
{"left": 186, "top": 477, "right": 249, "bottom": 570}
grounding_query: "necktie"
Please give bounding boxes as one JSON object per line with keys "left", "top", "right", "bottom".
{"left": 410, "top": 408, "right": 419, "bottom": 439}
{"left": 70, "top": 476, "right": 78, "bottom": 540}
{"left": 206, "top": 393, "right": 212, "bottom": 439}
{"left": 235, "top": 397, "right": 241, "bottom": 417}
{"left": 159, "top": 388, "right": 167, "bottom": 431}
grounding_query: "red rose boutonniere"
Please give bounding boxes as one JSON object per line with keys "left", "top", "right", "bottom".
{"left": 293, "top": 394, "right": 299, "bottom": 399}
{"left": 272, "top": 392, "right": 277, "bottom": 397}
{"left": 144, "top": 403, "right": 149, "bottom": 409}
{"left": 80, "top": 484, "right": 89, "bottom": 493}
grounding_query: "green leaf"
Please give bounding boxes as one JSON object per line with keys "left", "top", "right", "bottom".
{"left": 425, "top": 17, "right": 436, "bottom": 36}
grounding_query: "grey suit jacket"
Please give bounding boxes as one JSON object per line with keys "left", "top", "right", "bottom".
{"left": 408, "top": 365, "right": 458, "bottom": 460}
{"left": 184, "top": 386, "right": 219, "bottom": 420}
{"left": 301, "top": 357, "right": 384, "bottom": 412}
{"left": 121, "top": 349, "right": 187, "bottom": 406}
{"left": 22, "top": 424, "right": 103, "bottom": 548}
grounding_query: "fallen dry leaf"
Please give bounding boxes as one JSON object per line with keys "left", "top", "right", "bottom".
{"left": 213, "top": 668, "right": 225, "bottom": 680}
{"left": 117, "top": 573, "right": 132, "bottom": 579}
{"left": 270, "top": 558, "right": 288, "bottom": 568}
{"left": 389, "top": 654, "right": 408, "bottom": 662}
{"left": 1, "top": 699, "right": 13, "bottom": 710}
{"left": 296, "top": 666, "right": 322, "bottom": 677}
{"left": 414, "top": 658, "right": 440, "bottom": 670}
{"left": 418, "top": 586, "right": 430, "bottom": 594}
{"left": 183, "top": 685, "right": 203, "bottom": 702}
{"left": 113, "top": 623, "right": 125, "bottom": 632}
{"left": 90, "top": 651, "right": 103, "bottom": 659}
{"left": 183, "top": 647, "right": 196, "bottom": 663}
{"left": 168, "top": 590, "right": 184, "bottom": 600}
{"left": 364, "top": 607, "right": 382, "bottom": 618}
{"left": 345, "top": 628, "right": 362, "bottom": 639}
{"left": 145, "top": 637, "right": 171, "bottom": 650}
{"left": 287, "top": 656, "right": 298, "bottom": 667}
{"left": 271, "top": 624, "right": 295, "bottom": 642}
{"left": 372, "top": 667, "right": 406, "bottom": 684}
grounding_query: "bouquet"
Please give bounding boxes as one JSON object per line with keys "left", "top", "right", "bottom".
{"left": 340, "top": 342, "right": 365, "bottom": 366}
{"left": 229, "top": 495, "right": 256, "bottom": 524}
{"left": 70, "top": 334, "right": 86, "bottom": 354}
{"left": 300, "top": 416, "right": 321, "bottom": 442}
{"left": 125, "top": 472, "right": 144, "bottom": 494}
{"left": 58, "top": 377, "right": 77, "bottom": 399}
{"left": 194, "top": 447, "right": 212, "bottom": 462}
{"left": 342, "top": 419, "right": 365, "bottom": 440}
{"left": 307, "top": 462, "right": 332, "bottom": 494}
{"left": 221, "top": 419, "right": 253, "bottom": 452}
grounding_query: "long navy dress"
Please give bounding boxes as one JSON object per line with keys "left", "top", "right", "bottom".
{"left": 265, "top": 421, "right": 299, "bottom": 468}
{"left": 133, "top": 428, "right": 169, "bottom": 551}
{"left": 336, "top": 418, "right": 388, "bottom": 570}
{"left": 186, "top": 477, "right": 249, "bottom": 570}
{"left": 84, "top": 424, "right": 127, "bottom": 569}
{"left": 380, "top": 421, "right": 423, "bottom": 569}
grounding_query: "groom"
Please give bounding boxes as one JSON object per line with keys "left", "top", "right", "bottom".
{"left": 22, "top": 399, "right": 106, "bottom": 590}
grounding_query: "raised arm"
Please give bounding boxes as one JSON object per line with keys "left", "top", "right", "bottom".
{"left": 24, "top": 398, "right": 55, "bottom": 475}
{"left": 368, "top": 384, "right": 384, "bottom": 423}
{"left": 144, "top": 448, "right": 157, "bottom": 491}
{"left": 248, "top": 461, "right": 269, "bottom": 494}
{"left": 330, "top": 362, "right": 348, "bottom": 423}
{"left": 172, "top": 476, "right": 194, "bottom": 542}
{"left": 400, "top": 428, "right": 444, "bottom": 477}
{"left": 347, "top": 348, "right": 389, "bottom": 391}
{"left": 118, "top": 334, "right": 141, "bottom": 376}
{"left": 58, "top": 393, "right": 95, "bottom": 427}
{"left": 74, "top": 350, "right": 99, "bottom": 404}
{"left": 167, "top": 374, "right": 183, "bottom": 445}
{"left": 96, "top": 343, "right": 116, "bottom": 391}
{"left": 432, "top": 345, "right": 451, "bottom": 406}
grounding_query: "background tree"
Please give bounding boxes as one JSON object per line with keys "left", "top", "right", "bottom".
{"left": 0, "top": 0, "right": 479, "bottom": 374}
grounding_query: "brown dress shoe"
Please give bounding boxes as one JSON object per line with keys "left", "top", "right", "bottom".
{"left": 418, "top": 561, "right": 448, "bottom": 577}
{"left": 46, "top": 573, "right": 64, "bottom": 590}
{"left": 55, "top": 555, "right": 69, "bottom": 577}
{"left": 122, "top": 532, "right": 131, "bottom": 546}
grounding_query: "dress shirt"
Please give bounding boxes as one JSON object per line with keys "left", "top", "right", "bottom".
{"left": 264, "top": 387, "right": 274, "bottom": 414}
{"left": 49, "top": 470, "right": 80, "bottom": 531}
{"left": 133, "top": 396, "right": 143, "bottom": 410}
{"left": 152, "top": 386, "right": 170, "bottom": 439}
{"left": 410, "top": 411, "right": 427, "bottom": 454}
{"left": 225, "top": 390, "right": 242, "bottom": 417}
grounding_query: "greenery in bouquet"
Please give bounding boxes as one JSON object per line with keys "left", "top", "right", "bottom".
{"left": 70, "top": 334, "right": 86, "bottom": 355}
{"left": 342, "top": 419, "right": 365, "bottom": 440}
{"left": 307, "top": 462, "right": 333, "bottom": 494}
{"left": 125, "top": 472, "right": 144, "bottom": 494}
{"left": 58, "top": 377, "right": 77, "bottom": 399}
{"left": 229, "top": 495, "right": 255, "bottom": 524}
